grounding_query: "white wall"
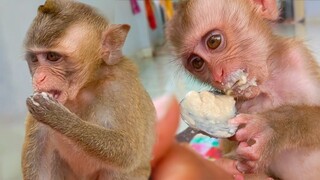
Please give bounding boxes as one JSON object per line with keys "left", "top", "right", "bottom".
{"left": 305, "top": 0, "right": 320, "bottom": 22}
{"left": 0, "top": 1, "right": 41, "bottom": 116}
{"left": 113, "top": 0, "right": 153, "bottom": 56}
{"left": 80, "top": 0, "right": 154, "bottom": 56}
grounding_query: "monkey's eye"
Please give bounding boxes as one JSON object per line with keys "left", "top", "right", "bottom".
{"left": 26, "top": 53, "right": 38, "bottom": 63}
{"left": 207, "top": 34, "right": 221, "bottom": 49}
{"left": 189, "top": 55, "right": 205, "bottom": 72}
{"left": 204, "top": 30, "right": 225, "bottom": 51}
{"left": 30, "top": 54, "right": 38, "bottom": 63}
{"left": 46, "top": 52, "right": 62, "bottom": 62}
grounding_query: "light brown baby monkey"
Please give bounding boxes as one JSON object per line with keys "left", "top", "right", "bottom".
{"left": 22, "top": 0, "right": 155, "bottom": 179}
{"left": 167, "top": 0, "right": 320, "bottom": 179}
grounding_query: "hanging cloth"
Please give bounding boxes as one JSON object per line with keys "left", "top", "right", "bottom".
{"left": 130, "top": 0, "right": 141, "bottom": 15}
{"left": 144, "top": 0, "right": 157, "bottom": 30}
{"left": 160, "top": 0, "right": 174, "bottom": 21}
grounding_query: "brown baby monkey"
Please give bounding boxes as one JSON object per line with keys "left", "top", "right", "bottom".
{"left": 167, "top": 0, "right": 320, "bottom": 179}
{"left": 22, "top": 0, "right": 155, "bottom": 179}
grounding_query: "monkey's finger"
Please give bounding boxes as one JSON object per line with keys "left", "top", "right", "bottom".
{"left": 232, "top": 125, "right": 254, "bottom": 142}
{"left": 232, "top": 119, "right": 263, "bottom": 142}
{"left": 236, "top": 141, "right": 259, "bottom": 161}
{"left": 32, "top": 92, "right": 53, "bottom": 105}
{"left": 26, "top": 96, "right": 47, "bottom": 121}
{"left": 236, "top": 160, "right": 257, "bottom": 173}
{"left": 229, "top": 114, "right": 251, "bottom": 126}
{"left": 26, "top": 95, "right": 43, "bottom": 108}
{"left": 26, "top": 97, "right": 37, "bottom": 113}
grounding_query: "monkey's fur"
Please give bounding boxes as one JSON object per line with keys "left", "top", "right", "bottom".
{"left": 22, "top": 1, "right": 155, "bottom": 179}
{"left": 167, "top": 0, "right": 320, "bottom": 179}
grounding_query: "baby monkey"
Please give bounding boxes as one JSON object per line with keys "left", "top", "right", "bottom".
{"left": 167, "top": 0, "right": 320, "bottom": 179}
{"left": 22, "top": 0, "right": 155, "bottom": 179}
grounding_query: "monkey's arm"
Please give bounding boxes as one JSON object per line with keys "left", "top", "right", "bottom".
{"left": 22, "top": 114, "right": 47, "bottom": 180}
{"left": 262, "top": 105, "right": 320, "bottom": 150}
{"left": 26, "top": 92, "right": 141, "bottom": 171}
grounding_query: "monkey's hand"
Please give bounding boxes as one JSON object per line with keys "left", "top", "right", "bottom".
{"left": 26, "top": 92, "right": 78, "bottom": 128}
{"left": 229, "top": 114, "right": 274, "bottom": 174}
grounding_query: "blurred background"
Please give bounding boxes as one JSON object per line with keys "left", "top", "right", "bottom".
{"left": 0, "top": 0, "right": 319, "bottom": 179}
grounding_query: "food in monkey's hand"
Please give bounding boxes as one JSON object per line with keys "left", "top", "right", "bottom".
{"left": 180, "top": 91, "right": 238, "bottom": 138}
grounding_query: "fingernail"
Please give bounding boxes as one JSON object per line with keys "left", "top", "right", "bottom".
{"left": 233, "top": 174, "right": 244, "bottom": 180}
{"left": 229, "top": 118, "right": 237, "bottom": 125}
{"left": 235, "top": 161, "right": 246, "bottom": 173}
{"left": 153, "top": 94, "right": 175, "bottom": 121}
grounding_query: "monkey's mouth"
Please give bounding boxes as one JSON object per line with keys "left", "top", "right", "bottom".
{"left": 223, "top": 69, "right": 257, "bottom": 97}
{"left": 47, "top": 90, "right": 62, "bottom": 100}
{"left": 224, "top": 81, "right": 257, "bottom": 97}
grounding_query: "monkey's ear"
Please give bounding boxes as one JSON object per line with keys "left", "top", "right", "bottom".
{"left": 250, "top": 0, "right": 279, "bottom": 21}
{"left": 102, "top": 24, "right": 130, "bottom": 65}
{"left": 38, "top": 0, "right": 61, "bottom": 14}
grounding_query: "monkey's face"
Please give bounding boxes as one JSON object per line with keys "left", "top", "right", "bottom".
{"left": 25, "top": 26, "right": 99, "bottom": 105}
{"left": 181, "top": 28, "right": 269, "bottom": 99}
{"left": 26, "top": 50, "right": 78, "bottom": 104}
{"left": 168, "top": 0, "right": 272, "bottom": 99}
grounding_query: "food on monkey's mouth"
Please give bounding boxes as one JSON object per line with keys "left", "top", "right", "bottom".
{"left": 224, "top": 69, "right": 257, "bottom": 96}
{"left": 180, "top": 91, "right": 238, "bottom": 138}
{"left": 48, "top": 90, "right": 61, "bottom": 99}
{"left": 36, "top": 90, "right": 62, "bottom": 100}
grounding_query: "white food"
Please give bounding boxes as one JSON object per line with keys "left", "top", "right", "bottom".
{"left": 224, "top": 69, "right": 257, "bottom": 95}
{"left": 41, "top": 92, "right": 50, "bottom": 100}
{"left": 180, "top": 91, "right": 238, "bottom": 138}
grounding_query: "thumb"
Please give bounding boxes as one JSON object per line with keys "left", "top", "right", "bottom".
{"left": 151, "top": 94, "right": 180, "bottom": 167}
{"left": 213, "top": 158, "right": 242, "bottom": 176}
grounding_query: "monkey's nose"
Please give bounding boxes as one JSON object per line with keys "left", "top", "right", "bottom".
{"left": 34, "top": 73, "right": 47, "bottom": 84}
{"left": 212, "top": 68, "right": 224, "bottom": 84}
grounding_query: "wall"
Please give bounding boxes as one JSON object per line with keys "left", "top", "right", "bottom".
{"left": 305, "top": 0, "right": 320, "bottom": 22}
{"left": 80, "top": 0, "right": 155, "bottom": 56}
{"left": 113, "top": 0, "right": 154, "bottom": 56}
{"left": 0, "top": 1, "right": 40, "bottom": 116}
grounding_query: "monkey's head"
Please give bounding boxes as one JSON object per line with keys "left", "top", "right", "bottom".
{"left": 167, "top": 0, "right": 279, "bottom": 99}
{"left": 24, "top": 0, "right": 130, "bottom": 104}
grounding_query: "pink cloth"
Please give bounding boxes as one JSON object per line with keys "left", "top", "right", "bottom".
{"left": 130, "top": 0, "right": 141, "bottom": 15}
